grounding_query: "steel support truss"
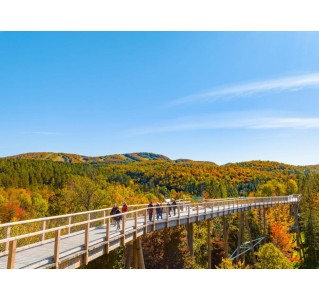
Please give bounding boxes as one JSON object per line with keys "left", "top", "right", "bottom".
{"left": 230, "top": 236, "right": 265, "bottom": 260}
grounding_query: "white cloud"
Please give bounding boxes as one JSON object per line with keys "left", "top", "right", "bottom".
{"left": 170, "top": 73, "right": 319, "bottom": 106}
{"left": 251, "top": 117, "right": 319, "bottom": 129}
{"left": 128, "top": 114, "right": 319, "bottom": 136}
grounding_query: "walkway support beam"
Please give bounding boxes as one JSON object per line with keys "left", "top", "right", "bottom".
{"left": 236, "top": 212, "right": 244, "bottom": 264}
{"left": 223, "top": 216, "right": 229, "bottom": 258}
{"left": 187, "top": 223, "right": 194, "bottom": 256}
{"left": 125, "top": 242, "right": 133, "bottom": 269}
{"left": 137, "top": 237, "right": 145, "bottom": 269}
{"left": 207, "top": 220, "right": 212, "bottom": 269}
{"left": 245, "top": 212, "right": 256, "bottom": 265}
{"left": 131, "top": 237, "right": 145, "bottom": 269}
{"left": 133, "top": 239, "right": 138, "bottom": 269}
{"left": 293, "top": 204, "right": 305, "bottom": 261}
{"left": 263, "top": 208, "right": 267, "bottom": 242}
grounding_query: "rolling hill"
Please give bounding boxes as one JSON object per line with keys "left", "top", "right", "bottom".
{"left": 3, "top": 152, "right": 172, "bottom": 164}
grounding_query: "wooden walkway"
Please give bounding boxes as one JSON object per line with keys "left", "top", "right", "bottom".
{"left": 0, "top": 195, "right": 300, "bottom": 269}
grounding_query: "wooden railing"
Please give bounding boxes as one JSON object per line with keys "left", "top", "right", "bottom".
{"left": 0, "top": 201, "right": 191, "bottom": 254}
{"left": 0, "top": 195, "right": 301, "bottom": 269}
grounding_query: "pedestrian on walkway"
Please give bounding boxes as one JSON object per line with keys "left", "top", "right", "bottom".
{"left": 156, "top": 202, "right": 161, "bottom": 220}
{"left": 167, "top": 201, "right": 172, "bottom": 217}
{"left": 148, "top": 201, "right": 154, "bottom": 221}
{"left": 114, "top": 206, "right": 122, "bottom": 230}
{"left": 159, "top": 202, "right": 163, "bottom": 219}
{"left": 110, "top": 204, "right": 118, "bottom": 227}
{"left": 172, "top": 199, "right": 177, "bottom": 216}
{"left": 122, "top": 202, "right": 128, "bottom": 213}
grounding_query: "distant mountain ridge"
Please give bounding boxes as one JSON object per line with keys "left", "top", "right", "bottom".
{"left": 2, "top": 152, "right": 319, "bottom": 170}
{"left": 3, "top": 152, "right": 173, "bottom": 164}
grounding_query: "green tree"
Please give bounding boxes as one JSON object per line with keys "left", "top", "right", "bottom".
{"left": 31, "top": 193, "right": 49, "bottom": 217}
{"left": 299, "top": 174, "right": 319, "bottom": 267}
{"left": 67, "top": 176, "right": 101, "bottom": 211}
{"left": 255, "top": 243, "right": 293, "bottom": 269}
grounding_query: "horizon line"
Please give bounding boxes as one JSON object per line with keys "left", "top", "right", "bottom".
{"left": 1, "top": 150, "right": 318, "bottom": 167}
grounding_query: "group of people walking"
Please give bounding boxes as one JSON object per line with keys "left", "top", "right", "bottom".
{"left": 147, "top": 199, "right": 178, "bottom": 221}
{"left": 110, "top": 199, "right": 180, "bottom": 230}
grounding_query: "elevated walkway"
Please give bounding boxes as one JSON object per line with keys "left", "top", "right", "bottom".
{"left": 0, "top": 195, "right": 300, "bottom": 269}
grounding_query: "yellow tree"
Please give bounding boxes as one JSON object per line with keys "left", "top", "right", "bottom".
{"left": 216, "top": 258, "right": 249, "bottom": 269}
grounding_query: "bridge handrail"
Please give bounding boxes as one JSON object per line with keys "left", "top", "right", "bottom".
{"left": 0, "top": 202, "right": 192, "bottom": 244}
{"left": 0, "top": 200, "right": 191, "bottom": 228}
{"left": 0, "top": 195, "right": 301, "bottom": 229}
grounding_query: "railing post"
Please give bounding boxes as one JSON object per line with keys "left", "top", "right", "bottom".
{"left": 204, "top": 202, "right": 207, "bottom": 220}
{"left": 134, "top": 212, "right": 138, "bottom": 240}
{"left": 152, "top": 208, "right": 156, "bottom": 231}
{"left": 84, "top": 214, "right": 90, "bottom": 265}
{"left": 103, "top": 211, "right": 106, "bottom": 226}
{"left": 144, "top": 209, "right": 147, "bottom": 235}
{"left": 188, "top": 204, "right": 190, "bottom": 224}
{"left": 105, "top": 217, "right": 110, "bottom": 254}
{"left": 122, "top": 213, "right": 126, "bottom": 246}
{"left": 178, "top": 204, "right": 181, "bottom": 225}
{"left": 7, "top": 240, "right": 17, "bottom": 269}
{"left": 197, "top": 203, "right": 199, "bottom": 222}
{"left": 41, "top": 220, "right": 46, "bottom": 242}
{"left": 67, "top": 216, "right": 72, "bottom": 235}
{"left": 4, "top": 226, "right": 11, "bottom": 253}
{"left": 54, "top": 229, "right": 61, "bottom": 269}
{"left": 211, "top": 201, "right": 214, "bottom": 218}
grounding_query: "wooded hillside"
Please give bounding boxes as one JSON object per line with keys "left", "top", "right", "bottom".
{"left": 1, "top": 153, "right": 319, "bottom": 268}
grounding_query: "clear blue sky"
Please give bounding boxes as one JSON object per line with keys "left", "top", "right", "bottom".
{"left": 1, "top": 32, "right": 319, "bottom": 165}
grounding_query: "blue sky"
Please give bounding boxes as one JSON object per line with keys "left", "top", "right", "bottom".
{"left": 1, "top": 32, "right": 319, "bottom": 165}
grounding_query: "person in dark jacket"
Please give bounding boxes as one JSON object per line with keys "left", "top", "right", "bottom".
{"left": 167, "top": 201, "right": 172, "bottom": 217}
{"left": 172, "top": 199, "right": 177, "bottom": 216}
{"left": 155, "top": 202, "right": 162, "bottom": 220}
{"left": 148, "top": 201, "right": 154, "bottom": 221}
{"left": 159, "top": 202, "right": 163, "bottom": 219}
{"left": 110, "top": 204, "right": 118, "bottom": 227}
{"left": 113, "top": 206, "right": 122, "bottom": 230}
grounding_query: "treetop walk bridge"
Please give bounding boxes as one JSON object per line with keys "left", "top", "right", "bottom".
{"left": 0, "top": 195, "right": 301, "bottom": 269}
